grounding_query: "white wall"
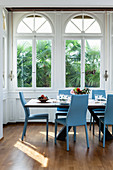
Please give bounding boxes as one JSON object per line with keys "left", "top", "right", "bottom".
{"left": 0, "top": 7, "right": 3, "bottom": 139}
{"left": 1, "top": 0, "right": 113, "bottom": 7}
{"left": 1, "top": 10, "right": 113, "bottom": 124}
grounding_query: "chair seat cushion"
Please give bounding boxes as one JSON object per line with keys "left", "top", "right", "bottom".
{"left": 56, "top": 118, "right": 66, "bottom": 125}
{"left": 29, "top": 113, "right": 48, "bottom": 120}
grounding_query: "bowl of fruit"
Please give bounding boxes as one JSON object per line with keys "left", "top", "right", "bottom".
{"left": 38, "top": 95, "right": 49, "bottom": 103}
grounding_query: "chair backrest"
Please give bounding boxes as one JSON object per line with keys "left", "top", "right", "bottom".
{"left": 92, "top": 90, "right": 106, "bottom": 99}
{"left": 57, "top": 89, "right": 71, "bottom": 111}
{"left": 104, "top": 94, "right": 113, "bottom": 125}
{"left": 19, "top": 92, "right": 30, "bottom": 117}
{"left": 66, "top": 94, "right": 88, "bottom": 126}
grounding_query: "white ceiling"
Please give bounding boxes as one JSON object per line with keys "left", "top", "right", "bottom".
{"left": 0, "top": 0, "right": 113, "bottom": 7}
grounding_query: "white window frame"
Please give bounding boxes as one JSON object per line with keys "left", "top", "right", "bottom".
{"left": 64, "top": 36, "right": 103, "bottom": 89}
{"left": 64, "top": 13, "right": 104, "bottom": 89}
{"left": 14, "top": 36, "right": 53, "bottom": 90}
{"left": 14, "top": 13, "right": 54, "bottom": 91}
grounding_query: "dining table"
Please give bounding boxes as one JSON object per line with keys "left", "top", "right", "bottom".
{"left": 25, "top": 98, "right": 113, "bottom": 141}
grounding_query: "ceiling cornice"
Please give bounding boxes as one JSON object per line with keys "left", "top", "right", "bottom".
{"left": 6, "top": 7, "right": 113, "bottom": 12}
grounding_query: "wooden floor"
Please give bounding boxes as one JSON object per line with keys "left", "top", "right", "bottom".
{"left": 0, "top": 123, "right": 113, "bottom": 170}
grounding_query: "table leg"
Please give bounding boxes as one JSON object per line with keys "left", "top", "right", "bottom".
{"left": 56, "top": 126, "right": 71, "bottom": 141}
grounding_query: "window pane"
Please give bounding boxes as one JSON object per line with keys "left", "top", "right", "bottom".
{"left": 66, "top": 40, "right": 81, "bottom": 87}
{"left": 17, "top": 21, "right": 32, "bottom": 33}
{"left": 84, "top": 16, "right": 95, "bottom": 32}
{"left": 85, "top": 21, "right": 101, "bottom": 33}
{"left": 36, "top": 40, "right": 51, "bottom": 87}
{"left": 65, "top": 15, "right": 101, "bottom": 34}
{"left": 65, "top": 21, "right": 81, "bottom": 33}
{"left": 85, "top": 40, "right": 100, "bottom": 87}
{"left": 23, "top": 16, "right": 34, "bottom": 31}
{"left": 17, "top": 14, "right": 52, "bottom": 33}
{"left": 36, "top": 21, "right": 52, "bottom": 33}
{"left": 17, "top": 40, "right": 32, "bottom": 87}
{"left": 71, "top": 17, "right": 82, "bottom": 31}
{"left": 35, "top": 16, "right": 46, "bottom": 31}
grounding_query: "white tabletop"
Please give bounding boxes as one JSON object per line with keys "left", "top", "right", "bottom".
{"left": 25, "top": 99, "right": 106, "bottom": 108}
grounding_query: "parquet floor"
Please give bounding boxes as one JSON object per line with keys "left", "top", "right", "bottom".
{"left": 0, "top": 123, "right": 113, "bottom": 170}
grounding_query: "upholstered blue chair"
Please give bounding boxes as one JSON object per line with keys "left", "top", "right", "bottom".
{"left": 55, "top": 94, "right": 89, "bottom": 151}
{"left": 90, "top": 90, "right": 106, "bottom": 135}
{"left": 99, "top": 94, "right": 113, "bottom": 147}
{"left": 19, "top": 92, "right": 48, "bottom": 141}
{"left": 55, "top": 89, "right": 71, "bottom": 119}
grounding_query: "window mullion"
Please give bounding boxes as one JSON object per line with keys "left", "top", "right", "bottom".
{"left": 81, "top": 38, "right": 85, "bottom": 89}
{"left": 32, "top": 36, "right": 36, "bottom": 89}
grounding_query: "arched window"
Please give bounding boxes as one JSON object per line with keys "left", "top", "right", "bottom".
{"left": 65, "top": 15, "right": 101, "bottom": 33}
{"left": 17, "top": 14, "right": 52, "bottom": 33}
{"left": 65, "top": 14, "right": 102, "bottom": 88}
{"left": 16, "top": 14, "right": 53, "bottom": 88}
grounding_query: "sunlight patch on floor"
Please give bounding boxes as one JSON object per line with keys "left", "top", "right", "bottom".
{"left": 40, "top": 131, "right": 79, "bottom": 138}
{"left": 69, "top": 132, "right": 79, "bottom": 135}
{"left": 14, "top": 141, "right": 48, "bottom": 167}
{"left": 40, "top": 131, "right": 55, "bottom": 138}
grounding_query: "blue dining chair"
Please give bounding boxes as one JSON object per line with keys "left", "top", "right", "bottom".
{"left": 55, "top": 94, "right": 89, "bottom": 151}
{"left": 90, "top": 90, "right": 106, "bottom": 135}
{"left": 55, "top": 89, "right": 71, "bottom": 119}
{"left": 99, "top": 94, "right": 113, "bottom": 147}
{"left": 19, "top": 92, "right": 48, "bottom": 141}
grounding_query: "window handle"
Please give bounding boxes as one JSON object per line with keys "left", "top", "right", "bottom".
{"left": 104, "top": 70, "right": 108, "bottom": 81}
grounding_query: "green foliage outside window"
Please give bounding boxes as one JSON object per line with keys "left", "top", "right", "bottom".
{"left": 17, "top": 39, "right": 100, "bottom": 88}
{"left": 85, "top": 40, "right": 100, "bottom": 87}
{"left": 66, "top": 40, "right": 81, "bottom": 87}
{"left": 17, "top": 40, "right": 51, "bottom": 87}
{"left": 17, "top": 40, "right": 32, "bottom": 87}
{"left": 66, "top": 40, "right": 100, "bottom": 87}
{"left": 36, "top": 40, "right": 51, "bottom": 87}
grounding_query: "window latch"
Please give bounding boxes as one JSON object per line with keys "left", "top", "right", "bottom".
{"left": 9, "top": 70, "right": 14, "bottom": 81}
{"left": 104, "top": 70, "right": 108, "bottom": 81}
